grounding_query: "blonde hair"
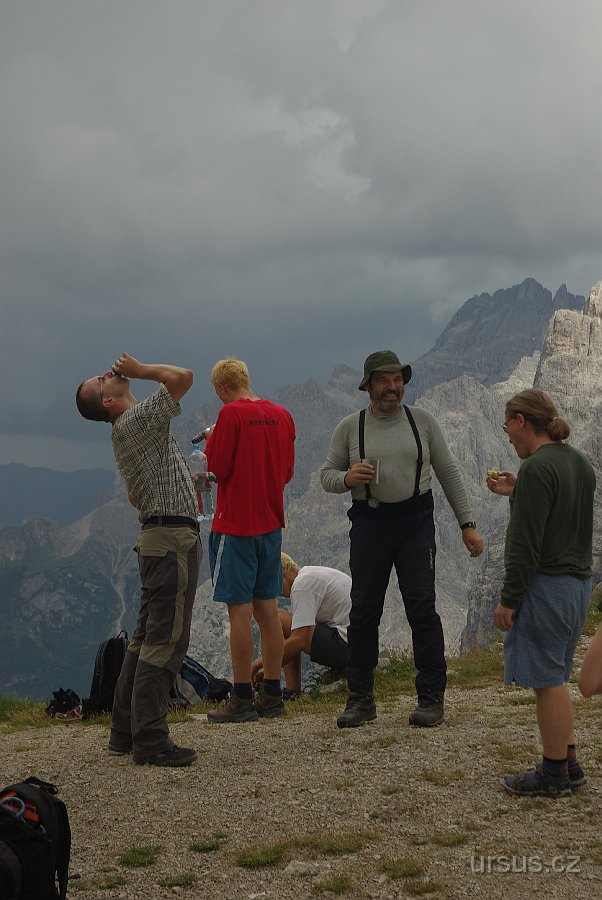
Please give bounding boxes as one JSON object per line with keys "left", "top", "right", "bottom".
{"left": 280, "top": 552, "right": 299, "bottom": 574}
{"left": 210, "top": 358, "right": 250, "bottom": 390}
{"left": 505, "top": 389, "right": 570, "bottom": 441}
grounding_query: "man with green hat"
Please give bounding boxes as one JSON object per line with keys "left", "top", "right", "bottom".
{"left": 320, "top": 350, "right": 483, "bottom": 728}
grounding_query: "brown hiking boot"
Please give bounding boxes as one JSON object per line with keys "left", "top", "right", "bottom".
{"left": 207, "top": 694, "right": 258, "bottom": 724}
{"left": 255, "top": 686, "right": 286, "bottom": 718}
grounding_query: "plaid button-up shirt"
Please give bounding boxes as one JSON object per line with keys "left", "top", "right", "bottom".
{"left": 111, "top": 383, "right": 197, "bottom": 523}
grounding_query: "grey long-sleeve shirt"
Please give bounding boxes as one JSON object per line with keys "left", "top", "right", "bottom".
{"left": 320, "top": 404, "right": 473, "bottom": 526}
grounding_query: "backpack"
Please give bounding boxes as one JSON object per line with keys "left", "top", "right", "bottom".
{"left": 170, "top": 655, "right": 232, "bottom": 706}
{"left": 82, "top": 630, "right": 129, "bottom": 718}
{"left": 45, "top": 689, "right": 82, "bottom": 720}
{"left": 0, "top": 777, "right": 71, "bottom": 900}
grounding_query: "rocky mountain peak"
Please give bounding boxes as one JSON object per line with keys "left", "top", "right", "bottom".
{"left": 584, "top": 279, "right": 602, "bottom": 318}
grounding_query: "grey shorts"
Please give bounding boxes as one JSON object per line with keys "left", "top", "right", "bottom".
{"left": 310, "top": 624, "right": 349, "bottom": 672}
{"left": 504, "top": 573, "right": 592, "bottom": 688}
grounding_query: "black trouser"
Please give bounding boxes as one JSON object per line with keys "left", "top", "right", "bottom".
{"left": 346, "top": 495, "right": 446, "bottom": 700}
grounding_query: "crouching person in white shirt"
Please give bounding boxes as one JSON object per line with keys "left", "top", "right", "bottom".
{"left": 251, "top": 553, "right": 351, "bottom": 697}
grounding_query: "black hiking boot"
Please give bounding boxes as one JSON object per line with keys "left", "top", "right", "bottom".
{"left": 133, "top": 745, "right": 197, "bottom": 767}
{"left": 409, "top": 696, "right": 444, "bottom": 727}
{"left": 336, "top": 692, "right": 377, "bottom": 728}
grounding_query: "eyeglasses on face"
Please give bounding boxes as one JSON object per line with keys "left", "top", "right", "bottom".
{"left": 502, "top": 418, "right": 512, "bottom": 434}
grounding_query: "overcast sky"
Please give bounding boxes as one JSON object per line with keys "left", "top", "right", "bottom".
{"left": 2, "top": 0, "right": 602, "bottom": 471}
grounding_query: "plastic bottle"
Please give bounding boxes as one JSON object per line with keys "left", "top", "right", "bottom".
{"left": 189, "top": 442, "right": 214, "bottom": 521}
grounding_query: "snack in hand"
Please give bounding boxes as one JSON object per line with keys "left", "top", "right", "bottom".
{"left": 486, "top": 469, "right": 499, "bottom": 479}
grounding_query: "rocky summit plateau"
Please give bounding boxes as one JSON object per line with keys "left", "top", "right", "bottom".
{"left": 0, "top": 278, "right": 600, "bottom": 698}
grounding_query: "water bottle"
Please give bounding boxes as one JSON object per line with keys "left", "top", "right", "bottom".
{"left": 189, "top": 442, "right": 214, "bottom": 521}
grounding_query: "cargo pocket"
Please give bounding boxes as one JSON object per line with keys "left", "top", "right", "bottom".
{"left": 138, "top": 545, "right": 178, "bottom": 646}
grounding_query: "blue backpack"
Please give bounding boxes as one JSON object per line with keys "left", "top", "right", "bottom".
{"left": 170, "top": 655, "right": 232, "bottom": 705}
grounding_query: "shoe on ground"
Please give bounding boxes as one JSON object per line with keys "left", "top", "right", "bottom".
{"left": 501, "top": 761, "right": 571, "bottom": 798}
{"left": 568, "top": 759, "right": 587, "bottom": 790}
{"left": 207, "top": 694, "right": 259, "bottom": 724}
{"left": 133, "top": 745, "right": 197, "bottom": 767}
{"left": 255, "top": 686, "right": 286, "bottom": 718}
{"left": 336, "top": 692, "right": 377, "bottom": 728}
{"left": 408, "top": 696, "right": 444, "bottom": 727}
{"left": 108, "top": 742, "right": 132, "bottom": 755}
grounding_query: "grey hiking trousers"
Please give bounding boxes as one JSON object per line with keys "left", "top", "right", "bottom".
{"left": 110, "top": 523, "right": 201, "bottom": 758}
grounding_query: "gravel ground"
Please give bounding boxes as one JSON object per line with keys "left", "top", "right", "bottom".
{"left": 2, "top": 672, "right": 601, "bottom": 900}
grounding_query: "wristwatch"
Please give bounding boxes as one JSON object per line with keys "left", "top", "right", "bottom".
{"left": 460, "top": 521, "right": 477, "bottom": 530}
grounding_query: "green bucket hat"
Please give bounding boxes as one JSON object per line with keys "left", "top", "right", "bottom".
{"left": 358, "top": 350, "right": 412, "bottom": 391}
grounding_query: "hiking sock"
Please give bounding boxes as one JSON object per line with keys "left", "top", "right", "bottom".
{"left": 542, "top": 756, "right": 568, "bottom": 777}
{"left": 567, "top": 744, "right": 577, "bottom": 763}
{"left": 233, "top": 682, "right": 253, "bottom": 700}
{"left": 263, "top": 679, "right": 282, "bottom": 697}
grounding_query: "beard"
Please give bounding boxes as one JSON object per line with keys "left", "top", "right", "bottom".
{"left": 369, "top": 388, "right": 403, "bottom": 415}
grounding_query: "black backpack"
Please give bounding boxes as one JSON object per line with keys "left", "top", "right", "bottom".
{"left": 82, "top": 630, "right": 129, "bottom": 718}
{"left": 0, "top": 777, "right": 70, "bottom": 900}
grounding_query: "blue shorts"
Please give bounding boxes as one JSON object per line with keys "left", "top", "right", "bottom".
{"left": 504, "top": 573, "right": 592, "bottom": 688}
{"left": 209, "top": 529, "right": 282, "bottom": 605}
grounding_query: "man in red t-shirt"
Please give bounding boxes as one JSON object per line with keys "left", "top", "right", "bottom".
{"left": 203, "top": 358, "right": 296, "bottom": 722}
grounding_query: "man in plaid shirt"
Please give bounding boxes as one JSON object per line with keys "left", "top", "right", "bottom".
{"left": 76, "top": 353, "right": 201, "bottom": 767}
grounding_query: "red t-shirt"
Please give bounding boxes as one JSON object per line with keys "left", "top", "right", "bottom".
{"left": 205, "top": 398, "right": 295, "bottom": 536}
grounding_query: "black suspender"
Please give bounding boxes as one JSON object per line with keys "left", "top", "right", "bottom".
{"left": 403, "top": 405, "right": 423, "bottom": 498}
{"left": 358, "top": 405, "right": 423, "bottom": 507}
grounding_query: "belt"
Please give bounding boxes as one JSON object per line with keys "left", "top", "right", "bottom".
{"left": 143, "top": 516, "right": 199, "bottom": 531}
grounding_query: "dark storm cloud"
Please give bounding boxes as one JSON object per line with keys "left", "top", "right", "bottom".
{"left": 1, "top": 0, "right": 601, "bottom": 469}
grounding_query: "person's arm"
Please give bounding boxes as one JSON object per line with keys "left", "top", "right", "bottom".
{"left": 252, "top": 626, "right": 313, "bottom": 684}
{"left": 486, "top": 471, "right": 516, "bottom": 497}
{"left": 204, "top": 407, "right": 237, "bottom": 483}
{"left": 578, "top": 620, "right": 602, "bottom": 697}
{"left": 320, "top": 418, "right": 355, "bottom": 493}
{"left": 494, "top": 603, "right": 516, "bottom": 631}
{"left": 500, "top": 463, "right": 554, "bottom": 609}
{"left": 427, "top": 414, "right": 484, "bottom": 557}
{"left": 111, "top": 353, "right": 193, "bottom": 403}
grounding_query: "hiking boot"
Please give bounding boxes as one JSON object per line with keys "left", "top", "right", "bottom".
{"left": 108, "top": 742, "right": 132, "bottom": 756}
{"left": 336, "top": 693, "right": 377, "bottom": 728}
{"left": 501, "top": 762, "right": 571, "bottom": 799}
{"left": 206, "top": 695, "right": 258, "bottom": 724}
{"left": 255, "top": 687, "right": 286, "bottom": 718}
{"left": 409, "top": 696, "right": 444, "bottom": 727}
{"left": 134, "top": 745, "right": 197, "bottom": 767}
{"left": 568, "top": 759, "right": 587, "bottom": 790}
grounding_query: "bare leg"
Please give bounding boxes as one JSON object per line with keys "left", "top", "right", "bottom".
{"left": 227, "top": 602, "right": 254, "bottom": 682}
{"left": 533, "top": 685, "right": 573, "bottom": 758}
{"left": 253, "top": 598, "right": 284, "bottom": 681}
{"left": 275, "top": 610, "right": 301, "bottom": 691}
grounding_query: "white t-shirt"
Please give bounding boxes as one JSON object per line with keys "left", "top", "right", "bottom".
{"left": 290, "top": 566, "right": 351, "bottom": 641}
